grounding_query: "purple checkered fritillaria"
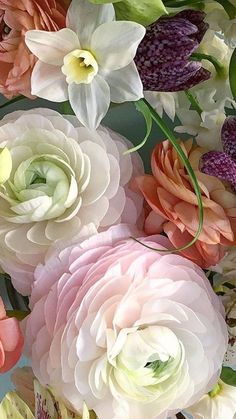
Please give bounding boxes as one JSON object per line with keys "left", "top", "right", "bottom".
{"left": 200, "top": 116, "right": 236, "bottom": 191}
{"left": 135, "top": 9, "right": 211, "bottom": 91}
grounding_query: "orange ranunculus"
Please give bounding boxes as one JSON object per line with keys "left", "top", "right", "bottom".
{"left": 0, "top": 0, "right": 70, "bottom": 99}
{"left": 0, "top": 297, "right": 24, "bottom": 373}
{"left": 135, "top": 139, "right": 236, "bottom": 268}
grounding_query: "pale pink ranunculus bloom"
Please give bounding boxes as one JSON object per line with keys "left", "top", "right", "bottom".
{"left": 25, "top": 224, "right": 227, "bottom": 419}
{"left": 0, "top": 108, "right": 143, "bottom": 296}
{"left": 135, "top": 139, "right": 236, "bottom": 269}
{"left": 0, "top": 297, "right": 24, "bottom": 373}
{"left": 0, "top": 0, "right": 69, "bottom": 98}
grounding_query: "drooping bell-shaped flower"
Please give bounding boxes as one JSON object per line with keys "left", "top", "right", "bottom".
{"left": 135, "top": 9, "right": 211, "bottom": 91}
{"left": 200, "top": 116, "right": 236, "bottom": 191}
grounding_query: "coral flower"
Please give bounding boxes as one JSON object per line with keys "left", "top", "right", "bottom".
{"left": 0, "top": 297, "right": 24, "bottom": 373}
{"left": 0, "top": 0, "right": 69, "bottom": 98}
{"left": 135, "top": 139, "right": 236, "bottom": 268}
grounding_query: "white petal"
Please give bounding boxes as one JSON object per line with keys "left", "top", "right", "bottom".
{"left": 91, "top": 21, "right": 146, "bottom": 70}
{"left": 25, "top": 29, "right": 80, "bottom": 65}
{"left": 103, "top": 62, "right": 143, "bottom": 103}
{"left": 68, "top": 75, "right": 110, "bottom": 129}
{"left": 31, "top": 61, "right": 68, "bottom": 102}
{"left": 67, "top": 0, "right": 115, "bottom": 48}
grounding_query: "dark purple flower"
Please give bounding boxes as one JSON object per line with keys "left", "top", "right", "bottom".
{"left": 135, "top": 10, "right": 211, "bottom": 91}
{"left": 200, "top": 117, "right": 236, "bottom": 191}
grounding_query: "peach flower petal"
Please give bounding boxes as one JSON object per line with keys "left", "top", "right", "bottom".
{"left": 135, "top": 139, "right": 236, "bottom": 268}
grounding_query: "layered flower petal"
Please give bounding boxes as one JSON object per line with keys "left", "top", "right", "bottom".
{"left": 0, "top": 109, "right": 143, "bottom": 294}
{"left": 25, "top": 225, "right": 227, "bottom": 419}
{"left": 135, "top": 139, "right": 236, "bottom": 268}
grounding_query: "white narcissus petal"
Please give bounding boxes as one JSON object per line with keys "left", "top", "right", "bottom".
{"left": 68, "top": 75, "right": 110, "bottom": 129}
{"left": 103, "top": 62, "right": 143, "bottom": 103}
{"left": 25, "top": 29, "right": 80, "bottom": 65}
{"left": 67, "top": 0, "right": 115, "bottom": 48}
{"left": 31, "top": 61, "right": 68, "bottom": 102}
{"left": 91, "top": 21, "right": 146, "bottom": 70}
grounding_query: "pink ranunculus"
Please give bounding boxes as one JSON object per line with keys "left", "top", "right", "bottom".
{"left": 0, "top": 297, "right": 24, "bottom": 373}
{"left": 25, "top": 224, "right": 227, "bottom": 419}
{"left": 0, "top": 0, "right": 69, "bottom": 98}
{"left": 135, "top": 139, "right": 236, "bottom": 269}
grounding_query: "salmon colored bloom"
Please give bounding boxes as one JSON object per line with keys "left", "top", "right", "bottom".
{"left": 135, "top": 139, "right": 236, "bottom": 268}
{"left": 0, "top": 0, "right": 69, "bottom": 98}
{"left": 0, "top": 297, "right": 24, "bottom": 373}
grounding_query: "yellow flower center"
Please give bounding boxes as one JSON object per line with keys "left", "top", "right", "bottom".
{"left": 208, "top": 382, "right": 222, "bottom": 398}
{"left": 62, "top": 49, "right": 98, "bottom": 85}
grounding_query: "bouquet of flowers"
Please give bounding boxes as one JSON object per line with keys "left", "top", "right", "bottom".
{"left": 1, "top": 0, "right": 236, "bottom": 418}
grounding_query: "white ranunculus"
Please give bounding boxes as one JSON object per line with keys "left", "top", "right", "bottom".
{"left": 185, "top": 380, "right": 236, "bottom": 419}
{"left": 0, "top": 109, "right": 143, "bottom": 295}
{"left": 25, "top": 0, "right": 145, "bottom": 129}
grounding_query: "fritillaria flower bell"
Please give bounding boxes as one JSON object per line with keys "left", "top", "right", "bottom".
{"left": 200, "top": 116, "right": 236, "bottom": 191}
{"left": 135, "top": 9, "right": 211, "bottom": 91}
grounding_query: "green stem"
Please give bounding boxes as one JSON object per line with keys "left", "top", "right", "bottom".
{"left": 133, "top": 98, "right": 204, "bottom": 253}
{"left": 0, "top": 95, "right": 26, "bottom": 110}
{"left": 191, "top": 53, "right": 226, "bottom": 78}
{"left": 214, "top": 0, "right": 236, "bottom": 19}
{"left": 164, "top": 0, "right": 203, "bottom": 7}
{"left": 6, "top": 310, "right": 30, "bottom": 321}
{"left": 185, "top": 90, "right": 203, "bottom": 116}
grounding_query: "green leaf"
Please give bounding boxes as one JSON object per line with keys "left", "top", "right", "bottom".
{"left": 0, "top": 95, "right": 26, "bottom": 110}
{"left": 124, "top": 99, "right": 152, "bottom": 154}
{"left": 59, "top": 101, "right": 74, "bottom": 115}
{"left": 229, "top": 48, "right": 236, "bottom": 103}
{"left": 214, "top": 0, "right": 236, "bottom": 19}
{"left": 221, "top": 367, "right": 236, "bottom": 387}
{"left": 89, "top": 0, "right": 168, "bottom": 25}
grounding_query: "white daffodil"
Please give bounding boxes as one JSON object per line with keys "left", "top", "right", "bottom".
{"left": 25, "top": 0, "right": 145, "bottom": 129}
{"left": 185, "top": 380, "right": 236, "bottom": 419}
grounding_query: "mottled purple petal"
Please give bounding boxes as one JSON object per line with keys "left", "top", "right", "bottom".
{"left": 176, "top": 10, "right": 209, "bottom": 42}
{"left": 135, "top": 10, "right": 210, "bottom": 92}
{"left": 222, "top": 116, "right": 236, "bottom": 160}
{"left": 200, "top": 151, "right": 236, "bottom": 191}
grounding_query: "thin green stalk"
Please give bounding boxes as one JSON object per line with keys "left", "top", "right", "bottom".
{"left": 6, "top": 310, "right": 30, "bottom": 321}
{"left": 191, "top": 53, "right": 227, "bottom": 78}
{"left": 0, "top": 95, "right": 26, "bottom": 110}
{"left": 185, "top": 90, "right": 203, "bottom": 116}
{"left": 164, "top": 0, "right": 203, "bottom": 7}
{"left": 132, "top": 98, "right": 204, "bottom": 253}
